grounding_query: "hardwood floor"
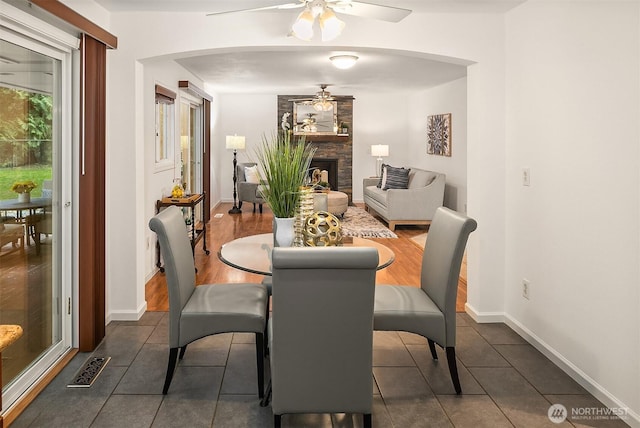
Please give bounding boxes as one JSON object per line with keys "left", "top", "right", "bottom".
{"left": 145, "top": 202, "right": 468, "bottom": 312}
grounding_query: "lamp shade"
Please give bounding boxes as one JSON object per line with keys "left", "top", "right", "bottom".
{"left": 291, "top": 9, "right": 315, "bottom": 41}
{"left": 319, "top": 8, "right": 344, "bottom": 41}
{"left": 226, "top": 135, "right": 246, "bottom": 150}
{"left": 371, "top": 144, "right": 389, "bottom": 157}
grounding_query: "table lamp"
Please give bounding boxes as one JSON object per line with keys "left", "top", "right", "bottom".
{"left": 371, "top": 144, "right": 389, "bottom": 177}
{"left": 226, "top": 135, "right": 246, "bottom": 214}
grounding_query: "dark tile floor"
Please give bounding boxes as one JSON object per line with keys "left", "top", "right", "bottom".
{"left": 12, "top": 312, "right": 628, "bottom": 428}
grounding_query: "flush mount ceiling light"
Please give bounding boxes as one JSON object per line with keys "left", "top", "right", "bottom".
{"left": 330, "top": 54, "right": 358, "bottom": 69}
{"left": 207, "top": 1, "right": 412, "bottom": 42}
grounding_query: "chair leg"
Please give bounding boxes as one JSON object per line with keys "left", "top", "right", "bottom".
{"left": 179, "top": 344, "right": 187, "bottom": 360}
{"left": 363, "top": 413, "right": 372, "bottom": 428}
{"left": 252, "top": 203, "right": 256, "bottom": 213}
{"left": 260, "top": 379, "right": 272, "bottom": 407}
{"left": 259, "top": 203, "right": 263, "bottom": 214}
{"left": 264, "top": 311, "right": 270, "bottom": 357}
{"left": 238, "top": 201, "right": 243, "bottom": 209}
{"left": 427, "top": 339, "right": 438, "bottom": 360}
{"left": 256, "top": 332, "right": 265, "bottom": 399}
{"left": 446, "top": 347, "right": 462, "bottom": 395}
{"left": 274, "top": 414, "right": 282, "bottom": 428}
{"left": 163, "top": 347, "right": 179, "bottom": 394}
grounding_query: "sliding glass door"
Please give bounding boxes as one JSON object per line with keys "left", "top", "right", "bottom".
{"left": 0, "top": 31, "right": 73, "bottom": 411}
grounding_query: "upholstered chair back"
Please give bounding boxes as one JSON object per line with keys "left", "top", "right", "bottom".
{"left": 149, "top": 205, "right": 197, "bottom": 348}
{"left": 420, "top": 207, "right": 477, "bottom": 345}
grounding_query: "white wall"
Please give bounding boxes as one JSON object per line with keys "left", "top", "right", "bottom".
{"left": 408, "top": 78, "right": 467, "bottom": 211}
{"left": 214, "top": 94, "right": 279, "bottom": 202}
{"left": 212, "top": 91, "right": 413, "bottom": 204}
{"left": 505, "top": 1, "right": 640, "bottom": 421}
{"left": 351, "top": 91, "right": 409, "bottom": 201}
{"left": 141, "top": 59, "right": 205, "bottom": 281}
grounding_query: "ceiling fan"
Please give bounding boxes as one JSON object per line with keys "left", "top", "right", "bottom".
{"left": 289, "top": 84, "right": 354, "bottom": 111}
{"left": 207, "top": 1, "right": 412, "bottom": 41}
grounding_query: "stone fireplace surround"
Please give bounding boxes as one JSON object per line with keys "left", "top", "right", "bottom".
{"left": 277, "top": 95, "right": 354, "bottom": 203}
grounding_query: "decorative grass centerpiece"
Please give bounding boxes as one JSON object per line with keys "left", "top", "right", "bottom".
{"left": 254, "top": 132, "right": 316, "bottom": 219}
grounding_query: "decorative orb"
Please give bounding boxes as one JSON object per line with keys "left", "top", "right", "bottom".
{"left": 303, "top": 211, "right": 343, "bottom": 246}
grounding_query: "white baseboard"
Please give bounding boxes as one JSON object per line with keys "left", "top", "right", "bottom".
{"left": 463, "top": 304, "right": 638, "bottom": 427}
{"left": 106, "top": 301, "right": 147, "bottom": 323}
{"left": 503, "top": 315, "right": 639, "bottom": 428}
{"left": 464, "top": 303, "right": 505, "bottom": 323}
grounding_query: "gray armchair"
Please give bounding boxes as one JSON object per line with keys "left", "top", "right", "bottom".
{"left": 373, "top": 207, "right": 477, "bottom": 394}
{"left": 268, "top": 246, "right": 379, "bottom": 428}
{"left": 149, "top": 206, "right": 268, "bottom": 397}
{"left": 237, "top": 162, "right": 264, "bottom": 213}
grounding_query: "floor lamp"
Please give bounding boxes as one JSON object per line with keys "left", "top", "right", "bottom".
{"left": 226, "top": 135, "right": 246, "bottom": 214}
{"left": 371, "top": 144, "right": 389, "bottom": 177}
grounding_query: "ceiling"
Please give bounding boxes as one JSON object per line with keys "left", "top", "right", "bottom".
{"left": 101, "top": 1, "right": 524, "bottom": 95}
{"left": 92, "top": 0, "right": 525, "bottom": 14}
{"left": 174, "top": 47, "right": 470, "bottom": 94}
{"left": 2, "top": 1, "right": 525, "bottom": 96}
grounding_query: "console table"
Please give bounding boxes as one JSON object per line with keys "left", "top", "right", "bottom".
{"left": 155, "top": 193, "right": 209, "bottom": 272}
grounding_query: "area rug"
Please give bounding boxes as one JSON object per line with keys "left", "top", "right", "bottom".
{"left": 340, "top": 206, "right": 397, "bottom": 239}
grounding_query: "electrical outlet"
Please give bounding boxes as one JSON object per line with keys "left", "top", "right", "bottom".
{"left": 522, "top": 168, "right": 531, "bottom": 186}
{"left": 522, "top": 278, "right": 530, "bottom": 299}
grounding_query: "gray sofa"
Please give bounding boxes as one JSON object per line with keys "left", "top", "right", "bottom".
{"left": 363, "top": 167, "right": 445, "bottom": 231}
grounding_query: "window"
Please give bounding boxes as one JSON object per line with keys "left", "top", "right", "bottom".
{"left": 155, "top": 84, "right": 176, "bottom": 171}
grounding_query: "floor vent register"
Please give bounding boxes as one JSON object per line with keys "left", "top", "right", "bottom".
{"left": 67, "top": 356, "right": 111, "bottom": 388}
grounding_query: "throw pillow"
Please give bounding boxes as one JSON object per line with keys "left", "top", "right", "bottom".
{"left": 383, "top": 165, "right": 411, "bottom": 190}
{"left": 377, "top": 164, "right": 388, "bottom": 188}
{"left": 244, "top": 165, "right": 261, "bottom": 184}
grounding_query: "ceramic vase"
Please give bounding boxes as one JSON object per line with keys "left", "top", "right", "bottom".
{"left": 273, "top": 217, "right": 295, "bottom": 247}
{"left": 18, "top": 192, "right": 30, "bottom": 203}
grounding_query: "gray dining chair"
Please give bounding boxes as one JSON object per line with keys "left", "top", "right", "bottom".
{"left": 373, "top": 207, "right": 477, "bottom": 394}
{"left": 268, "top": 246, "right": 378, "bottom": 428}
{"left": 149, "top": 206, "right": 268, "bottom": 397}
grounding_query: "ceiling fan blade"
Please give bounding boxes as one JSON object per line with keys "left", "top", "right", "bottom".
{"left": 207, "top": 2, "right": 303, "bottom": 16}
{"left": 330, "top": 1, "right": 411, "bottom": 23}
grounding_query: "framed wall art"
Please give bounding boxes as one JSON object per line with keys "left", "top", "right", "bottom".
{"left": 427, "top": 113, "right": 451, "bottom": 157}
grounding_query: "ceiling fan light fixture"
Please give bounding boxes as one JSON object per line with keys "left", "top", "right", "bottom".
{"left": 319, "top": 8, "right": 345, "bottom": 41}
{"left": 330, "top": 54, "right": 358, "bottom": 69}
{"left": 313, "top": 99, "right": 333, "bottom": 111}
{"left": 291, "top": 8, "right": 315, "bottom": 41}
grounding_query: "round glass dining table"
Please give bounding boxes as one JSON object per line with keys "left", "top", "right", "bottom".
{"left": 218, "top": 233, "right": 395, "bottom": 276}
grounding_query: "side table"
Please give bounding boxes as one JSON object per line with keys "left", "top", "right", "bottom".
{"left": 155, "top": 193, "right": 210, "bottom": 272}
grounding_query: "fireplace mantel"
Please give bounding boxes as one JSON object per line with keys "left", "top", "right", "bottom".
{"left": 303, "top": 134, "right": 350, "bottom": 142}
